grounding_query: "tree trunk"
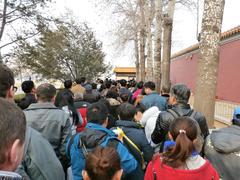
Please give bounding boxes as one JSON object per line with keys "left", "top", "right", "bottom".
{"left": 0, "top": 0, "right": 7, "bottom": 64}
{"left": 193, "top": 0, "right": 225, "bottom": 128}
{"left": 134, "top": 36, "right": 140, "bottom": 81}
{"left": 154, "top": 0, "right": 163, "bottom": 92}
{"left": 161, "top": 0, "right": 175, "bottom": 91}
{"left": 139, "top": 0, "right": 146, "bottom": 82}
{"left": 145, "top": 0, "right": 154, "bottom": 81}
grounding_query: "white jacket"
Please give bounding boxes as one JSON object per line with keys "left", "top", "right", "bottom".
{"left": 140, "top": 106, "right": 160, "bottom": 143}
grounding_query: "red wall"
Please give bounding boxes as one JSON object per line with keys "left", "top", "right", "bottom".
{"left": 170, "top": 38, "right": 240, "bottom": 103}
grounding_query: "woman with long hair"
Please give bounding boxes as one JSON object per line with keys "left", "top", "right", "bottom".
{"left": 145, "top": 116, "right": 219, "bottom": 180}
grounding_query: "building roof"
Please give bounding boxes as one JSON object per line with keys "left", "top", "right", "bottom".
{"left": 172, "top": 26, "right": 240, "bottom": 59}
{"left": 113, "top": 67, "right": 136, "bottom": 73}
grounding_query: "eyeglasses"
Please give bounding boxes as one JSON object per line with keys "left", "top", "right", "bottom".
{"left": 13, "top": 86, "right": 18, "bottom": 92}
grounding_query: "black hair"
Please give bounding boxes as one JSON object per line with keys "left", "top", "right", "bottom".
{"left": 144, "top": 81, "right": 156, "bottom": 91}
{"left": 118, "top": 103, "right": 136, "bottom": 120}
{"left": 105, "top": 81, "right": 112, "bottom": 89}
{"left": 137, "top": 81, "right": 144, "bottom": 89}
{"left": 120, "top": 79, "right": 127, "bottom": 87}
{"left": 36, "top": 83, "right": 56, "bottom": 102}
{"left": 136, "top": 103, "right": 146, "bottom": 113}
{"left": 64, "top": 80, "right": 72, "bottom": 89}
{"left": 120, "top": 93, "right": 129, "bottom": 102}
{"left": 92, "top": 83, "right": 97, "bottom": 90}
{"left": 87, "top": 102, "right": 109, "bottom": 125}
{"left": 170, "top": 84, "right": 190, "bottom": 104}
{"left": 0, "top": 64, "right": 14, "bottom": 98}
{"left": 106, "top": 90, "right": 119, "bottom": 100}
{"left": 21, "top": 80, "right": 34, "bottom": 94}
{"left": 75, "top": 77, "right": 86, "bottom": 84}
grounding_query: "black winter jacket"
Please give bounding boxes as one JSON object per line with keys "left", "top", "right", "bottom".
{"left": 115, "top": 120, "right": 154, "bottom": 163}
{"left": 151, "top": 103, "right": 209, "bottom": 146}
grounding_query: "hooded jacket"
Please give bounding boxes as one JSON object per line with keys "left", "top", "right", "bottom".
{"left": 204, "top": 125, "right": 240, "bottom": 180}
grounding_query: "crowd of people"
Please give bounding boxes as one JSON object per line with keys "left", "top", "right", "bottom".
{"left": 0, "top": 63, "right": 240, "bottom": 180}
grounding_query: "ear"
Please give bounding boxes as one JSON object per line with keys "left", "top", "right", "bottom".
{"left": 7, "top": 86, "right": 14, "bottom": 100}
{"left": 82, "top": 170, "right": 90, "bottom": 180}
{"left": 51, "top": 95, "right": 56, "bottom": 102}
{"left": 102, "top": 117, "right": 109, "bottom": 128}
{"left": 10, "top": 139, "right": 24, "bottom": 170}
{"left": 168, "top": 132, "right": 173, "bottom": 140}
{"left": 113, "top": 169, "right": 123, "bottom": 180}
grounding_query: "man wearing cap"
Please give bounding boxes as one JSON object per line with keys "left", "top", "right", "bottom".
{"left": 204, "top": 107, "right": 240, "bottom": 180}
{"left": 83, "top": 83, "right": 100, "bottom": 103}
{"left": 24, "top": 83, "right": 71, "bottom": 171}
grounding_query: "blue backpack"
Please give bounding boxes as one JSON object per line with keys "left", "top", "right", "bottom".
{"left": 66, "top": 130, "right": 119, "bottom": 180}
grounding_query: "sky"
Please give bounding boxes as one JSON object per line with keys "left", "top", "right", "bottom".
{"left": 49, "top": 0, "right": 240, "bottom": 68}
{"left": 2, "top": 0, "right": 239, "bottom": 69}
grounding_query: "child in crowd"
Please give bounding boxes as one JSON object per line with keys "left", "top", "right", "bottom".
{"left": 145, "top": 116, "right": 219, "bottom": 180}
{"left": 82, "top": 147, "right": 122, "bottom": 180}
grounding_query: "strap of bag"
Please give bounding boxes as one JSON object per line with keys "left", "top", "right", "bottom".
{"left": 117, "top": 127, "right": 145, "bottom": 169}
{"left": 66, "top": 133, "right": 78, "bottom": 159}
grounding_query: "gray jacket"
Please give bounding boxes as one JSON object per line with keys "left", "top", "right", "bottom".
{"left": 204, "top": 125, "right": 240, "bottom": 180}
{"left": 16, "top": 127, "right": 65, "bottom": 180}
{"left": 24, "top": 103, "right": 71, "bottom": 165}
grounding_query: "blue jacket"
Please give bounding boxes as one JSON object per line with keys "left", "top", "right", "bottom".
{"left": 141, "top": 92, "right": 167, "bottom": 111}
{"left": 67, "top": 123, "right": 137, "bottom": 180}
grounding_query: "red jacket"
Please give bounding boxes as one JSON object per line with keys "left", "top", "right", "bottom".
{"left": 145, "top": 157, "right": 219, "bottom": 180}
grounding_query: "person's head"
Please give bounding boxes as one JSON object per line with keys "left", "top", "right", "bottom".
{"left": 118, "top": 103, "right": 136, "bottom": 121}
{"left": 162, "top": 116, "right": 198, "bottom": 168}
{"left": 64, "top": 80, "right": 72, "bottom": 89}
{"left": 0, "top": 98, "right": 26, "bottom": 171}
{"left": 87, "top": 102, "right": 108, "bottom": 127}
{"left": 85, "top": 84, "right": 93, "bottom": 93}
{"left": 120, "top": 93, "right": 129, "bottom": 103}
{"left": 0, "top": 64, "right": 15, "bottom": 100}
{"left": 36, "top": 83, "right": 56, "bottom": 103}
{"left": 80, "top": 77, "right": 86, "bottom": 84}
{"left": 21, "top": 80, "right": 35, "bottom": 94}
{"left": 55, "top": 91, "right": 74, "bottom": 108}
{"left": 75, "top": 77, "right": 86, "bottom": 85}
{"left": 137, "top": 81, "right": 144, "bottom": 89}
{"left": 106, "top": 90, "right": 119, "bottom": 100}
{"left": 134, "top": 104, "right": 146, "bottom": 122}
{"left": 169, "top": 84, "right": 191, "bottom": 105}
{"left": 92, "top": 83, "right": 97, "bottom": 90}
{"left": 232, "top": 107, "right": 240, "bottom": 126}
{"left": 83, "top": 147, "right": 122, "bottom": 180}
{"left": 119, "top": 79, "right": 127, "bottom": 87}
{"left": 144, "top": 81, "right": 156, "bottom": 95}
{"left": 105, "top": 81, "right": 112, "bottom": 89}
{"left": 161, "top": 85, "right": 170, "bottom": 95}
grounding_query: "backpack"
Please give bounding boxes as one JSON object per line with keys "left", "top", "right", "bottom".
{"left": 167, "top": 109, "right": 204, "bottom": 153}
{"left": 116, "top": 127, "right": 146, "bottom": 170}
{"left": 66, "top": 130, "right": 119, "bottom": 180}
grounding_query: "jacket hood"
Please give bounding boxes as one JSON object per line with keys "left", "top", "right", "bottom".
{"left": 115, "top": 120, "right": 142, "bottom": 129}
{"left": 82, "top": 123, "right": 116, "bottom": 148}
{"left": 210, "top": 125, "right": 240, "bottom": 153}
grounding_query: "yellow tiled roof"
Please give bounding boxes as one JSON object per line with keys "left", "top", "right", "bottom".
{"left": 114, "top": 67, "right": 136, "bottom": 73}
{"left": 172, "top": 26, "right": 240, "bottom": 59}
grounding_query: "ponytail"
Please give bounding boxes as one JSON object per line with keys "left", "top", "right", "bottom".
{"left": 162, "top": 117, "right": 197, "bottom": 168}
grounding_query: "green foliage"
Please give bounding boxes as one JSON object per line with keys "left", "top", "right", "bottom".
{"left": 13, "top": 19, "right": 110, "bottom": 81}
